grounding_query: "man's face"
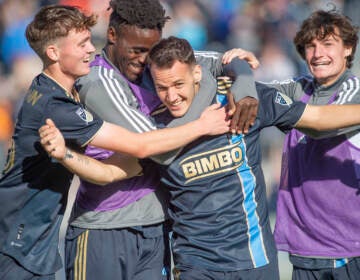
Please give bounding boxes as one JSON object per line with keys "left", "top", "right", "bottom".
{"left": 109, "top": 24, "right": 161, "bottom": 83}
{"left": 56, "top": 29, "right": 95, "bottom": 81}
{"left": 304, "top": 31, "right": 352, "bottom": 86}
{"left": 151, "top": 60, "right": 201, "bottom": 118}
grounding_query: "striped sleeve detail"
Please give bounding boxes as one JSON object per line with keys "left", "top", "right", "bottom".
{"left": 74, "top": 230, "right": 89, "bottom": 280}
{"left": 97, "top": 66, "right": 157, "bottom": 132}
{"left": 194, "top": 50, "right": 221, "bottom": 59}
{"left": 336, "top": 77, "right": 360, "bottom": 104}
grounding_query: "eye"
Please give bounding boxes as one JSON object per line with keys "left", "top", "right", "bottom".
{"left": 129, "top": 48, "right": 143, "bottom": 55}
{"left": 157, "top": 86, "right": 167, "bottom": 92}
{"left": 175, "top": 83, "right": 184, "bottom": 89}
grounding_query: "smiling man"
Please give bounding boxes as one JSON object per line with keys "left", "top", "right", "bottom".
{"left": 256, "top": 9, "right": 360, "bottom": 280}
{"left": 39, "top": 35, "right": 360, "bottom": 280}
{"left": 0, "top": 6, "right": 232, "bottom": 280}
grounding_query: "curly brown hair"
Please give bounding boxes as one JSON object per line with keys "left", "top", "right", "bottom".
{"left": 294, "top": 8, "right": 359, "bottom": 68}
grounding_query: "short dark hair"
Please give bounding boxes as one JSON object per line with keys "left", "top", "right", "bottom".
{"left": 294, "top": 8, "right": 359, "bottom": 68}
{"left": 108, "top": 0, "right": 170, "bottom": 34}
{"left": 26, "top": 5, "right": 97, "bottom": 60}
{"left": 147, "top": 36, "right": 196, "bottom": 69}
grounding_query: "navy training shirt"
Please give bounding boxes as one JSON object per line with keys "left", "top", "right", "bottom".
{"left": 156, "top": 84, "right": 306, "bottom": 271}
{"left": 0, "top": 73, "right": 103, "bottom": 275}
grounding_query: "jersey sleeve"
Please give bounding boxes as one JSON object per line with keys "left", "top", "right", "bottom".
{"left": 255, "top": 79, "right": 298, "bottom": 100}
{"left": 76, "top": 70, "right": 157, "bottom": 133}
{"left": 256, "top": 84, "right": 306, "bottom": 133}
{"left": 45, "top": 96, "right": 103, "bottom": 147}
{"left": 196, "top": 51, "right": 257, "bottom": 100}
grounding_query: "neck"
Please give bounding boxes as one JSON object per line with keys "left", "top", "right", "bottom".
{"left": 104, "top": 45, "right": 115, "bottom": 66}
{"left": 43, "top": 67, "right": 75, "bottom": 94}
{"left": 43, "top": 67, "right": 79, "bottom": 101}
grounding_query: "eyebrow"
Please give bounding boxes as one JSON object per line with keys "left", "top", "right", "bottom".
{"left": 78, "top": 36, "right": 91, "bottom": 46}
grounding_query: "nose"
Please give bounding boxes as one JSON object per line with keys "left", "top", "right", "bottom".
{"left": 138, "top": 52, "right": 148, "bottom": 64}
{"left": 313, "top": 44, "right": 324, "bottom": 57}
{"left": 166, "top": 87, "right": 178, "bottom": 102}
{"left": 88, "top": 41, "right": 96, "bottom": 53}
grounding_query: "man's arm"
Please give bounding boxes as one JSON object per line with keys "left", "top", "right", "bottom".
{"left": 40, "top": 103, "right": 229, "bottom": 159}
{"left": 296, "top": 104, "right": 360, "bottom": 131}
{"left": 195, "top": 51, "right": 259, "bottom": 134}
{"left": 40, "top": 122, "right": 142, "bottom": 185}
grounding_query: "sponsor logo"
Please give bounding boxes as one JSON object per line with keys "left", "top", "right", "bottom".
{"left": 180, "top": 142, "right": 244, "bottom": 184}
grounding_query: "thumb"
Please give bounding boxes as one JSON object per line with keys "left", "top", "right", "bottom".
{"left": 46, "top": 118, "right": 55, "bottom": 127}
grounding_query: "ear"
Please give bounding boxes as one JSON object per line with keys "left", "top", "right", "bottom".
{"left": 345, "top": 46, "right": 352, "bottom": 57}
{"left": 45, "top": 45, "right": 59, "bottom": 62}
{"left": 107, "top": 26, "right": 117, "bottom": 44}
{"left": 193, "top": 64, "right": 202, "bottom": 84}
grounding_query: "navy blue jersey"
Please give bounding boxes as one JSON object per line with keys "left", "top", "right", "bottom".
{"left": 0, "top": 73, "right": 103, "bottom": 275}
{"left": 156, "top": 84, "right": 306, "bottom": 271}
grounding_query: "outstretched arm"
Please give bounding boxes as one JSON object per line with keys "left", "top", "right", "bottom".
{"left": 222, "top": 48, "right": 260, "bottom": 69}
{"left": 41, "top": 103, "right": 229, "bottom": 159}
{"left": 296, "top": 104, "right": 360, "bottom": 131}
{"left": 39, "top": 119, "right": 142, "bottom": 185}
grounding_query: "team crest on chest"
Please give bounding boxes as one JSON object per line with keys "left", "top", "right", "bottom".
{"left": 76, "top": 107, "right": 94, "bottom": 123}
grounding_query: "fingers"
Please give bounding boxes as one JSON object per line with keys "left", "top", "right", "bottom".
{"left": 226, "top": 91, "right": 236, "bottom": 118}
{"left": 39, "top": 126, "right": 57, "bottom": 141}
{"left": 230, "top": 97, "right": 259, "bottom": 134}
{"left": 240, "top": 53, "right": 260, "bottom": 70}
{"left": 207, "top": 103, "right": 222, "bottom": 111}
{"left": 222, "top": 48, "right": 260, "bottom": 69}
{"left": 222, "top": 49, "right": 243, "bottom": 64}
{"left": 46, "top": 118, "right": 55, "bottom": 127}
{"left": 40, "top": 130, "right": 57, "bottom": 146}
{"left": 234, "top": 104, "right": 250, "bottom": 134}
{"left": 38, "top": 118, "right": 56, "bottom": 134}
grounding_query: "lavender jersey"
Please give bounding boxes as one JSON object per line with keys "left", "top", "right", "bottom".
{"left": 267, "top": 70, "right": 360, "bottom": 259}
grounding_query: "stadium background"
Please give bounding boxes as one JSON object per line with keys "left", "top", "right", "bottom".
{"left": 0, "top": 1, "right": 358, "bottom": 279}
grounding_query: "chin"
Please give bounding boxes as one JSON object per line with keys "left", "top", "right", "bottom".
{"left": 170, "top": 108, "right": 188, "bottom": 118}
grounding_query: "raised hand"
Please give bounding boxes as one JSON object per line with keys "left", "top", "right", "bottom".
{"left": 38, "top": 119, "right": 67, "bottom": 160}
{"left": 222, "top": 48, "right": 260, "bottom": 69}
{"left": 230, "top": 97, "right": 258, "bottom": 134}
{"left": 199, "top": 103, "right": 230, "bottom": 136}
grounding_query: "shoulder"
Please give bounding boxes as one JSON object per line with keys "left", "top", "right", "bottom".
{"left": 76, "top": 65, "right": 132, "bottom": 100}
{"left": 26, "top": 74, "right": 66, "bottom": 108}
{"left": 195, "top": 50, "right": 222, "bottom": 67}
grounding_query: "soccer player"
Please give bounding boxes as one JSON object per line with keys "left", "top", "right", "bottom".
{"left": 0, "top": 6, "right": 230, "bottom": 280}
{"left": 60, "top": 0, "right": 259, "bottom": 279}
{"left": 224, "top": 8, "right": 360, "bottom": 280}
{"left": 40, "top": 36, "right": 360, "bottom": 280}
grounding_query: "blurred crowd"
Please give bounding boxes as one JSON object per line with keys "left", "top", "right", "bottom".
{"left": 0, "top": 0, "right": 359, "bottom": 212}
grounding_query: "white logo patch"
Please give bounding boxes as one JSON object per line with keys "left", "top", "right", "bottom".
{"left": 275, "top": 91, "right": 293, "bottom": 106}
{"left": 76, "top": 107, "right": 94, "bottom": 123}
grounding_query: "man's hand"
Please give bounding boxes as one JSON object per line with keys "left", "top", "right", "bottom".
{"left": 199, "top": 103, "right": 230, "bottom": 135}
{"left": 222, "top": 48, "right": 260, "bottom": 69}
{"left": 39, "top": 118, "right": 67, "bottom": 160}
{"left": 230, "top": 97, "right": 258, "bottom": 134}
